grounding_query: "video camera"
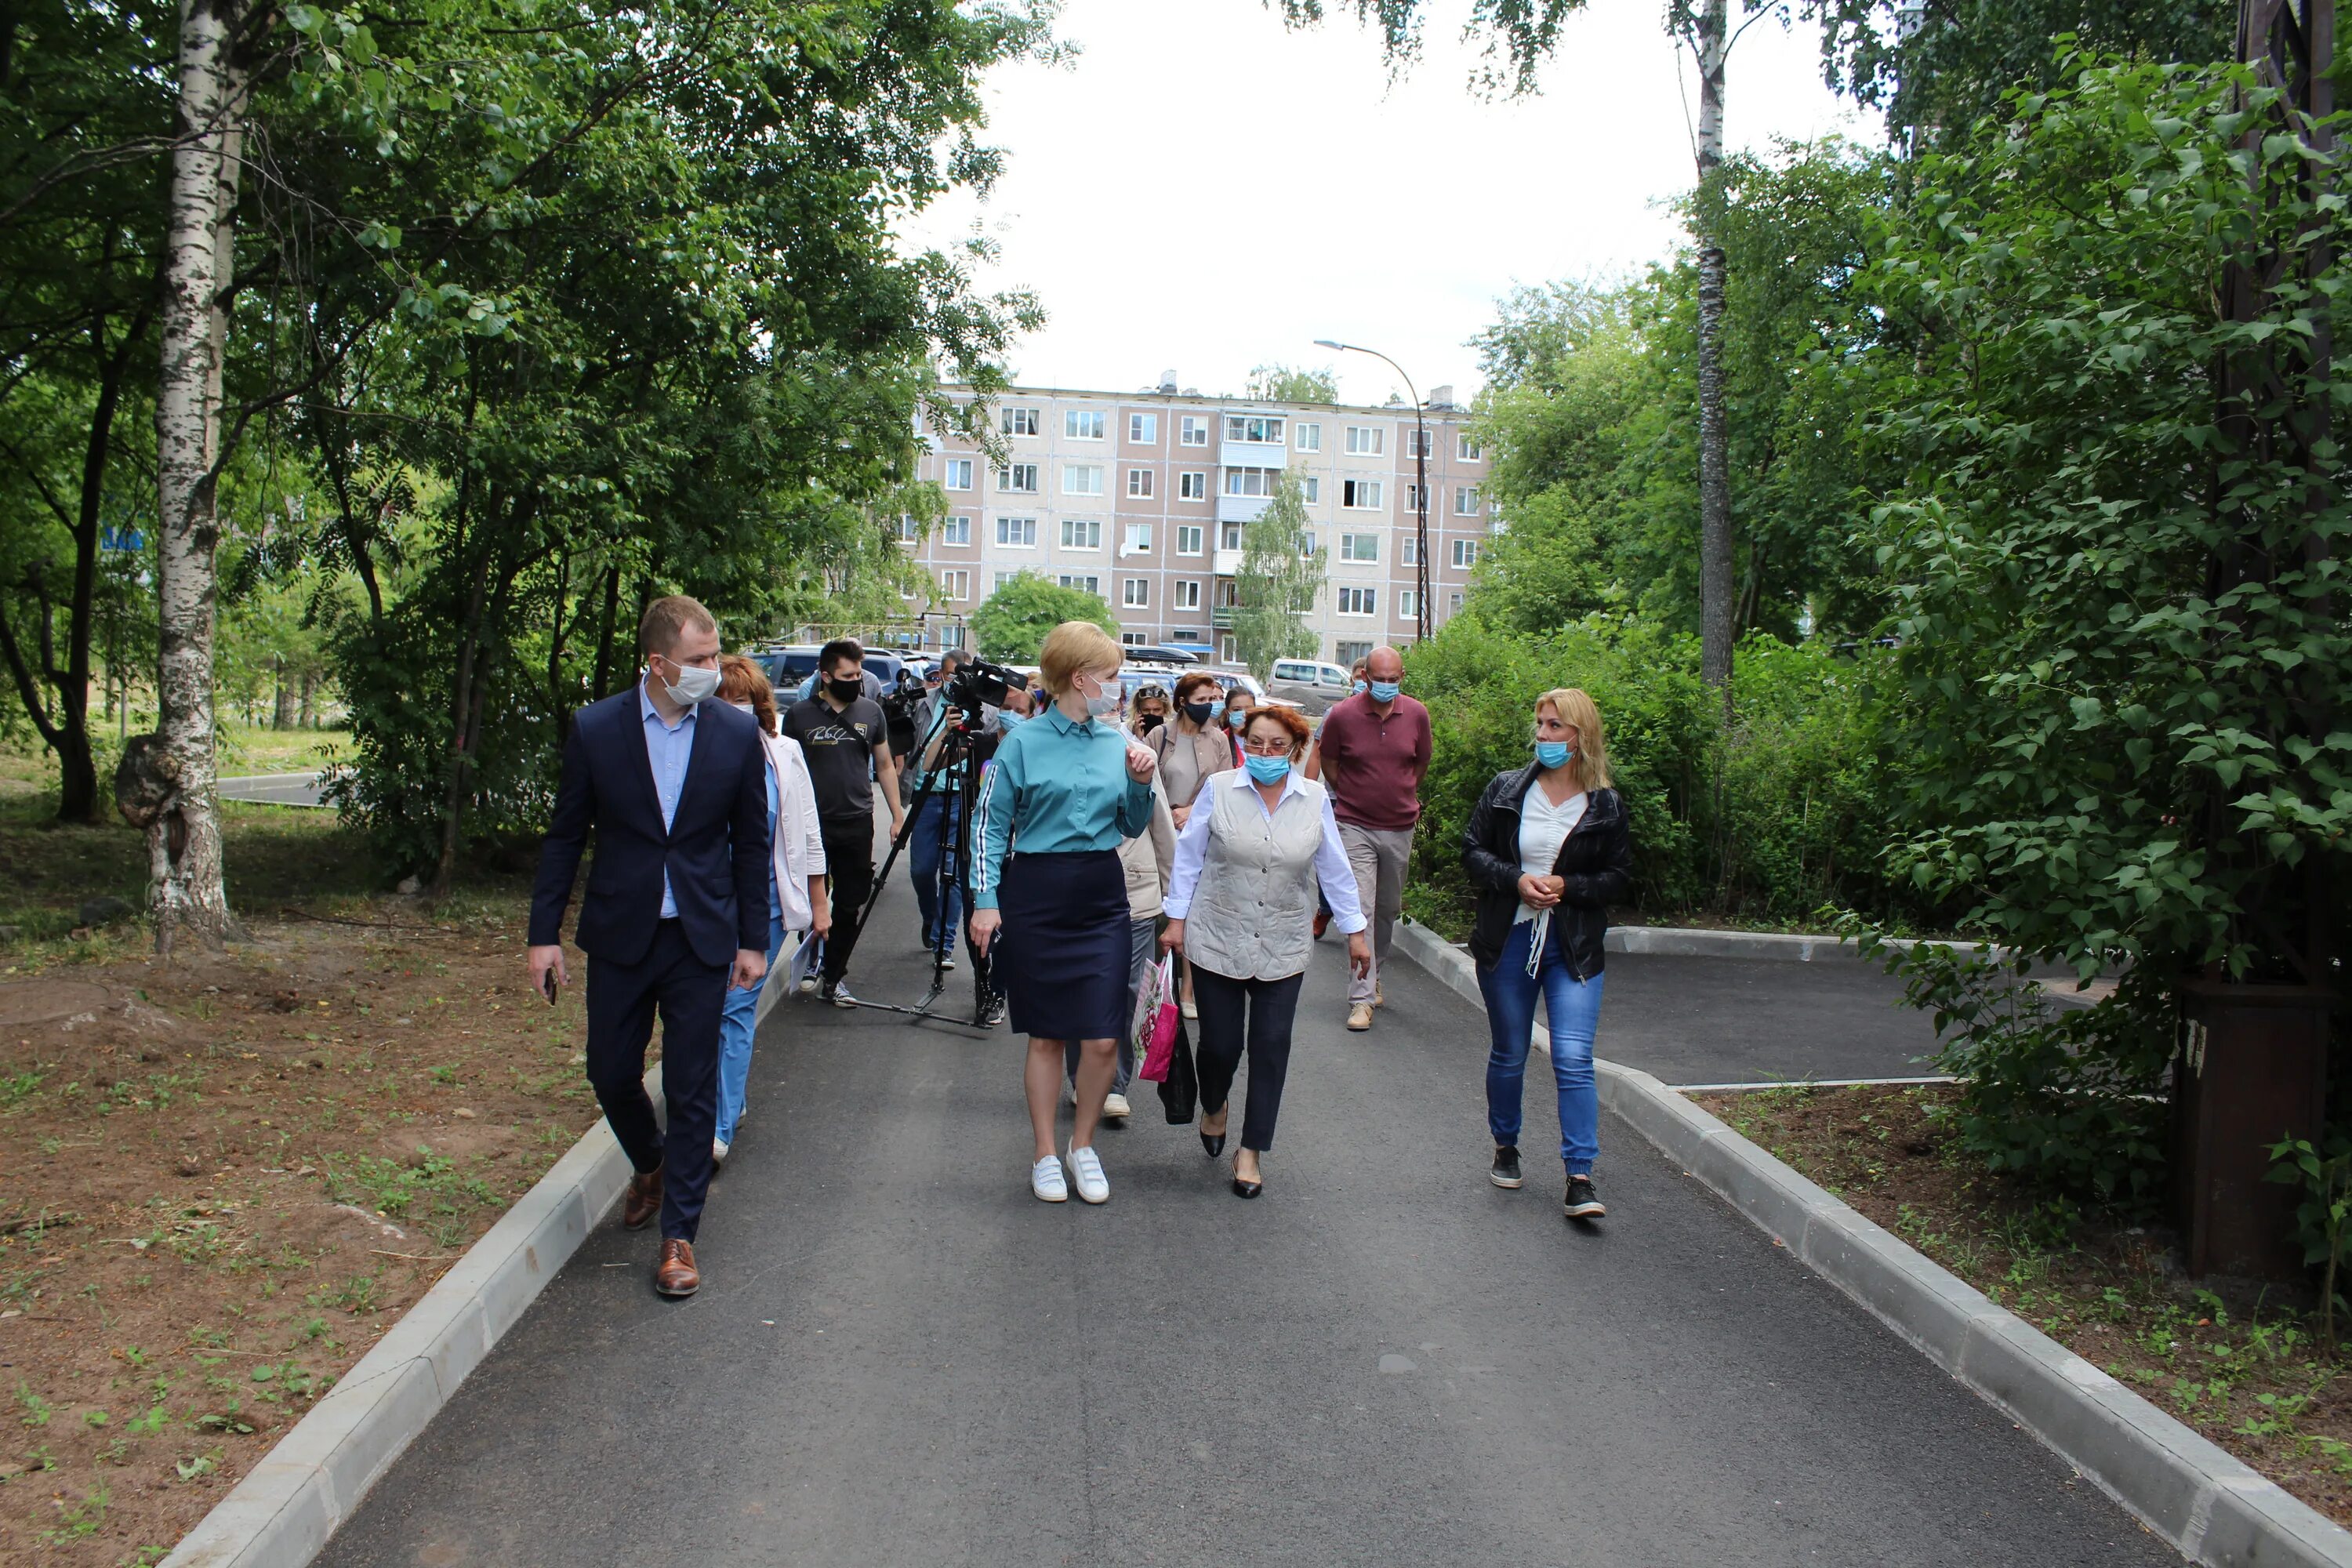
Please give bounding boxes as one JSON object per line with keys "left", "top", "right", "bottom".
{"left": 944, "top": 655, "right": 1021, "bottom": 719}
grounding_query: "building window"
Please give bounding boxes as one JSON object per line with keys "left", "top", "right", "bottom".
{"left": 1120, "top": 631, "right": 1150, "bottom": 647}
{"left": 1338, "top": 586, "right": 1377, "bottom": 616}
{"left": 895, "top": 514, "right": 921, "bottom": 541}
{"left": 943, "top": 458, "right": 974, "bottom": 491}
{"left": 1405, "top": 428, "right": 1433, "bottom": 459}
{"left": 1341, "top": 479, "right": 1383, "bottom": 510}
{"left": 1129, "top": 412, "right": 1158, "bottom": 444}
{"left": 940, "top": 569, "right": 971, "bottom": 602}
{"left": 1335, "top": 639, "right": 1372, "bottom": 666}
{"left": 1345, "top": 426, "right": 1384, "bottom": 456}
{"left": 1294, "top": 422, "right": 1321, "bottom": 452}
{"left": 1454, "top": 485, "right": 1482, "bottom": 516}
{"left": 1402, "top": 485, "right": 1426, "bottom": 513}
{"left": 1123, "top": 521, "right": 1154, "bottom": 554}
{"left": 1176, "top": 524, "right": 1204, "bottom": 555}
{"left": 1057, "top": 573, "right": 1101, "bottom": 595}
{"left": 1452, "top": 538, "right": 1480, "bottom": 568}
{"left": 1298, "top": 476, "right": 1319, "bottom": 503}
{"left": 1225, "top": 467, "right": 1279, "bottom": 498}
{"left": 1174, "top": 579, "right": 1202, "bottom": 610}
{"left": 1220, "top": 634, "right": 1239, "bottom": 663}
{"left": 1065, "top": 408, "right": 1105, "bottom": 441}
{"left": 1127, "top": 467, "right": 1154, "bottom": 499}
{"left": 1224, "top": 414, "right": 1285, "bottom": 445}
{"left": 1180, "top": 416, "right": 1209, "bottom": 447}
{"left": 1220, "top": 521, "right": 1243, "bottom": 550}
{"left": 1401, "top": 535, "right": 1419, "bottom": 566}
{"left": 1003, "top": 407, "right": 1040, "bottom": 437}
{"left": 1399, "top": 589, "right": 1417, "bottom": 618}
{"left": 1457, "top": 433, "right": 1483, "bottom": 461}
{"left": 1062, "top": 517, "right": 1102, "bottom": 550}
{"left": 1216, "top": 579, "right": 1240, "bottom": 608}
{"left": 997, "top": 463, "right": 1038, "bottom": 493}
{"left": 996, "top": 515, "right": 1037, "bottom": 548}
{"left": 1298, "top": 531, "right": 1320, "bottom": 558}
{"left": 993, "top": 570, "right": 1018, "bottom": 592}
{"left": 1064, "top": 464, "right": 1104, "bottom": 496}
{"left": 1340, "top": 533, "right": 1380, "bottom": 562}
{"left": 1178, "top": 470, "right": 1207, "bottom": 500}
{"left": 940, "top": 514, "right": 971, "bottom": 546}
{"left": 1123, "top": 578, "right": 1149, "bottom": 608}
{"left": 1450, "top": 591, "right": 1465, "bottom": 612}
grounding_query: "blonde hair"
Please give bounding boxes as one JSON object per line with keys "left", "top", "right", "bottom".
{"left": 1537, "top": 688, "right": 1612, "bottom": 791}
{"left": 1036, "top": 621, "right": 1123, "bottom": 696}
{"left": 638, "top": 593, "right": 716, "bottom": 657}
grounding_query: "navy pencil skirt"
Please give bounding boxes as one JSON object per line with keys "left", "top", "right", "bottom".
{"left": 996, "top": 850, "right": 1130, "bottom": 1041}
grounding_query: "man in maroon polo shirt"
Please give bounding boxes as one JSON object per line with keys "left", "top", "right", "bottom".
{"left": 1305, "top": 644, "right": 1431, "bottom": 1032}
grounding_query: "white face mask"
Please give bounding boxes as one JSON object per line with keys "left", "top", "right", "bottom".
{"left": 1080, "top": 671, "right": 1122, "bottom": 720}
{"left": 653, "top": 657, "right": 720, "bottom": 707}
{"left": 727, "top": 701, "right": 756, "bottom": 717}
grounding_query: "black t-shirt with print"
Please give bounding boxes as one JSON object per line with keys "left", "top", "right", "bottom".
{"left": 784, "top": 695, "right": 886, "bottom": 826}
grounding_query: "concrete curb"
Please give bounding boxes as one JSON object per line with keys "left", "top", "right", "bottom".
{"left": 160, "top": 1066, "right": 660, "bottom": 1568}
{"left": 1401, "top": 915, "right": 2002, "bottom": 970}
{"left": 1394, "top": 920, "right": 2352, "bottom": 1568}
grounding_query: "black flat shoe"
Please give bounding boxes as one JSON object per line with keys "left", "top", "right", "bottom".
{"left": 1200, "top": 1131, "right": 1225, "bottom": 1157}
{"left": 1230, "top": 1176, "right": 1262, "bottom": 1199}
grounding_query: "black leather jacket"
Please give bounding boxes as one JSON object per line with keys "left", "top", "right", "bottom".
{"left": 1460, "top": 766, "right": 1633, "bottom": 979}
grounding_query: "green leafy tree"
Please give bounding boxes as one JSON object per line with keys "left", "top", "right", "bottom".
{"left": 1231, "top": 473, "right": 1323, "bottom": 681}
{"left": 1245, "top": 363, "right": 1337, "bottom": 403}
{"left": 969, "top": 572, "right": 1116, "bottom": 663}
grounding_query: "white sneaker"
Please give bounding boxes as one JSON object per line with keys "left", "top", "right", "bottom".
{"left": 1181, "top": 999, "right": 1197, "bottom": 1020}
{"left": 712, "top": 1137, "right": 731, "bottom": 1166}
{"left": 1030, "top": 1155, "right": 1068, "bottom": 1203}
{"left": 1102, "top": 1092, "right": 1131, "bottom": 1120}
{"left": 796, "top": 974, "right": 818, "bottom": 996}
{"left": 1064, "top": 1142, "right": 1109, "bottom": 1204}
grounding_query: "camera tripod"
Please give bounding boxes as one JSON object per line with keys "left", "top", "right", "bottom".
{"left": 829, "top": 701, "right": 1000, "bottom": 1029}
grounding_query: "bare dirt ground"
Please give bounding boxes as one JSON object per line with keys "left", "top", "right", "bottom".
{"left": 1701, "top": 1083, "right": 2352, "bottom": 1528}
{"left": 0, "top": 795, "right": 609, "bottom": 1566}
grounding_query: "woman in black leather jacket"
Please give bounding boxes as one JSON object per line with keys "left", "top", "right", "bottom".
{"left": 1460, "top": 688, "right": 1632, "bottom": 1220}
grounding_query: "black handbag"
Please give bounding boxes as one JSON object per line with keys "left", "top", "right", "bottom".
{"left": 1158, "top": 1011, "right": 1197, "bottom": 1124}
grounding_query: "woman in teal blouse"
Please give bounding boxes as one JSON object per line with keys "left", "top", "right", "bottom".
{"left": 971, "top": 621, "right": 1158, "bottom": 1206}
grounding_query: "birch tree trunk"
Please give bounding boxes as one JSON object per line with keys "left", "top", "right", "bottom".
{"left": 151, "top": 0, "right": 249, "bottom": 949}
{"left": 1693, "top": 0, "right": 1734, "bottom": 712}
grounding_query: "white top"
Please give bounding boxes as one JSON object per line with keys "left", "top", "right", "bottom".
{"left": 1514, "top": 785, "right": 1588, "bottom": 924}
{"left": 1164, "top": 769, "right": 1367, "bottom": 934}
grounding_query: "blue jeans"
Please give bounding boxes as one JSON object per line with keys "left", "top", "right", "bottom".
{"left": 1477, "top": 918, "right": 1605, "bottom": 1174}
{"left": 909, "top": 792, "right": 964, "bottom": 952}
{"left": 716, "top": 912, "right": 786, "bottom": 1146}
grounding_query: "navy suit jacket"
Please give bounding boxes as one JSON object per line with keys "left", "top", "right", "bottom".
{"left": 529, "top": 683, "right": 770, "bottom": 969}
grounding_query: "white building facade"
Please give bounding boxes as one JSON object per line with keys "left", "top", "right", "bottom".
{"left": 902, "top": 379, "right": 1496, "bottom": 668}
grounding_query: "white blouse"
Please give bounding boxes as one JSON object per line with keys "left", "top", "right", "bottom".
{"left": 1514, "top": 785, "right": 1588, "bottom": 924}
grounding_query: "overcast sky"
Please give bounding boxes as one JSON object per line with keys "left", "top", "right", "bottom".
{"left": 901, "top": 0, "right": 1882, "bottom": 408}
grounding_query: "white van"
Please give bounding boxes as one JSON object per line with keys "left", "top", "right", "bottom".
{"left": 1265, "top": 658, "right": 1358, "bottom": 717}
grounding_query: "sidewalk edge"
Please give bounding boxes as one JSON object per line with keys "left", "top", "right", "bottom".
{"left": 158, "top": 1065, "right": 660, "bottom": 1568}
{"left": 1392, "top": 920, "right": 2352, "bottom": 1568}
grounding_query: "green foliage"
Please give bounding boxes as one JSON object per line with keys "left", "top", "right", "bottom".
{"left": 968, "top": 572, "right": 1117, "bottom": 663}
{"left": 1245, "top": 363, "right": 1337, "bottom": 403}
{"left": 1867, "top": 56, "right": 2352, "bottom": 982}
{"left": 2267, "top": 1135, "right": 2352, "bottom": 1345}
{"left": 1230, "top": 473, "right": 1323, "bottom": 681}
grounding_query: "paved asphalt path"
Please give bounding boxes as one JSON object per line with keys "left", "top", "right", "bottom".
{"left": 1590, "top": 952, "right": 1940, "bottom": 1086}
{"left": 216, "top": 770, "right": 328, "bottom": 808}
{"left": 318, "top": 869, "right": 2169, "bottom": 1568}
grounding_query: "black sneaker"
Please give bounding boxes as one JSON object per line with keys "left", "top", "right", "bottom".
{"left": 1563, "top": 1174, "right": 1606, "bottom": 1219}
{"left": 819, "top": 978, "right": 858, "bottom": 1009}
{"left": 1490, "top": 1145, "right": 1524, "bottom": 1189}
{"left": 978, "top": 991, "right": 1007, "bottom": 1028}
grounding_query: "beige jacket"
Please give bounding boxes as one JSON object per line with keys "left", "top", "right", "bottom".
{"left": 1149, "top": 720, "right": 1236, "bottom": 810}
{"left": 1120, "top": 775, "right": 1178, "bottom": 919}
{"left": 758, "top": 730, "right": 828, "bottom": 930}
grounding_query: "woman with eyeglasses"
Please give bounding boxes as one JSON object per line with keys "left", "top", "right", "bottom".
{"left": 971, "top": 623, "right": 1159, "bottom": 1205}
{"left": 1461, "top": 688, "right": 1632, "bottom": 1221}
{"left": 1162, "top": 704, "right": 1370, "bottom": 1198}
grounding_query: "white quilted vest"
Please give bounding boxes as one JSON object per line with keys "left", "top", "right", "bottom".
{"left": 1183, "top": 777, "right": 1330, "bottom": 982}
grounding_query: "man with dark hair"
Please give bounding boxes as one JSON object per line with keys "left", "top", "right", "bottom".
{"left": 528, "top": 593, "right": 770, "bottom": 1298}
{"left": 786, "top": 636, "right": 903, "bottom": 1005}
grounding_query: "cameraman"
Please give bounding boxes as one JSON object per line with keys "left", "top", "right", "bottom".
{"left": 907, "top": 651, "right": 992, "bottom": 963}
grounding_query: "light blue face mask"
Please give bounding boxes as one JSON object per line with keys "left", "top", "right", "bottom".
{"left": 998, "top": 710, "right": 1025, "bottom": 728}
{"left": 1369, "top": 680, "right": 1401, "bottom": 703}
{"left": 1244, "top": 752, "right": 1292, "bottom": 785}
{"left": 1534, "top": 739, "right": 1574, "bottom": 769}
{"left": 1352, "top": 680, "right": 1368, "bottom": 697}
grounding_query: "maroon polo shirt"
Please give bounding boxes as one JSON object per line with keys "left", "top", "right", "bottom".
{"left": 1316, "top": 691, "right": 1432, "bottom": 831}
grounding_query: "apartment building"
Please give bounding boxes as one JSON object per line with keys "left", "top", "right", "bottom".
{"left": 902, "top": 375, "right": 1496, "bottom": 669}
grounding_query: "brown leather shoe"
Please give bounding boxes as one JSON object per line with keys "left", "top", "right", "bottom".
{"left": 653, "top": 1238, "right": 699, "bottom": 1298}
{"left": 622, "top": 1165, "right": 663, "bottom": 1230}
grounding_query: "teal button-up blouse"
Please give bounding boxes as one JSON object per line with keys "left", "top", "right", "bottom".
{"left": 971, "top": 705, "right": 1155, "bottom": 909}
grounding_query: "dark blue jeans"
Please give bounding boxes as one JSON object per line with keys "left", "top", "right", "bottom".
{"left": 908, "top": 791, "right": 964, "bottom": 953}
{"left": 1477, "top": 917, "right": 1605, "bottom": 1175}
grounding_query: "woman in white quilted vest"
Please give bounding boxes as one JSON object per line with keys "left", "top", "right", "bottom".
{"left": 1162, "top": 703, "right": 1371, "bottom": 1198}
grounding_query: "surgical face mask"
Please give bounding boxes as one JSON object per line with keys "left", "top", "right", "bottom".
{"left": 1080, "top": 672, "right": 1121, "bottom": 720}
{"left": 728, "top": 701, "right": 756, "bottom": 717}
{"left": 1225, "top": 707, "right": 1247, "bottom": 728}
{"left": 1535, "top": 739, "right": 1575, "bottom": 770}
{"left": 1352, "top": 680, "right": 1368, "bottom": 697}
{"left": 1181, "top": 700, "right": 1215, "bottom": 726}
{"left": 997, "top": 710, "right": 1025, "bottom": 729}
{"left": 1244, "top": 751, "right": 1292, "bottom": 786}
{"left": 1369, "top": 680, "right": 1401, "bottom": 703}
{"left": 653, "top": 656, "right": 720, "bottom": 707}
{"left": 827, "top": 677, "right": 864, "bottom": 703}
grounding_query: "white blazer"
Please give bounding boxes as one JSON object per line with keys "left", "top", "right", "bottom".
{"left": 760, "top": 729, "right": 828, "bottom": 931}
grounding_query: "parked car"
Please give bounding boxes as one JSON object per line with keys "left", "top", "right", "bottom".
{"left": 1264, "top": 657, "right": 1357, "bottom": 716}
{"left": 757, "top": 644, "right": 909, "bottom": 699}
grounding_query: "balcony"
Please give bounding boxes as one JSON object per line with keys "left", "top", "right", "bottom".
{"left": 1219, "top": 440, "right": 1287, "bottom": 471}
{"left": 1212, "top": 548, "right": 1244, "bottom": 577}
{"left": 1215, "top": 495, "right": 1271, "bottom": 525}
{"left": 1211, "top": 606, "right": 1236, "bottom": 629}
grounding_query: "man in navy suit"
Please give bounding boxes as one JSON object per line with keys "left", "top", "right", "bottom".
{"left": 528, "top": 594, "right": 770, "bottom": 1298}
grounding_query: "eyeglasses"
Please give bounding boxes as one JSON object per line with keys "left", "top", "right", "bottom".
{"left": 1240, "top": 738, "right": 1292, "bottom": 757}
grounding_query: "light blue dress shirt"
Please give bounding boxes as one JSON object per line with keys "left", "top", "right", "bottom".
{"left": 639, "top": 680, "right": 699, "bottom": 919}
{"left": 971, "top": 704, "right": 1154, "bottom": 909}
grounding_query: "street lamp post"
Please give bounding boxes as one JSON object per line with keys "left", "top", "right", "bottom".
{"left": 1316, "top": 339, "right": 1432, "bottom": 646}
